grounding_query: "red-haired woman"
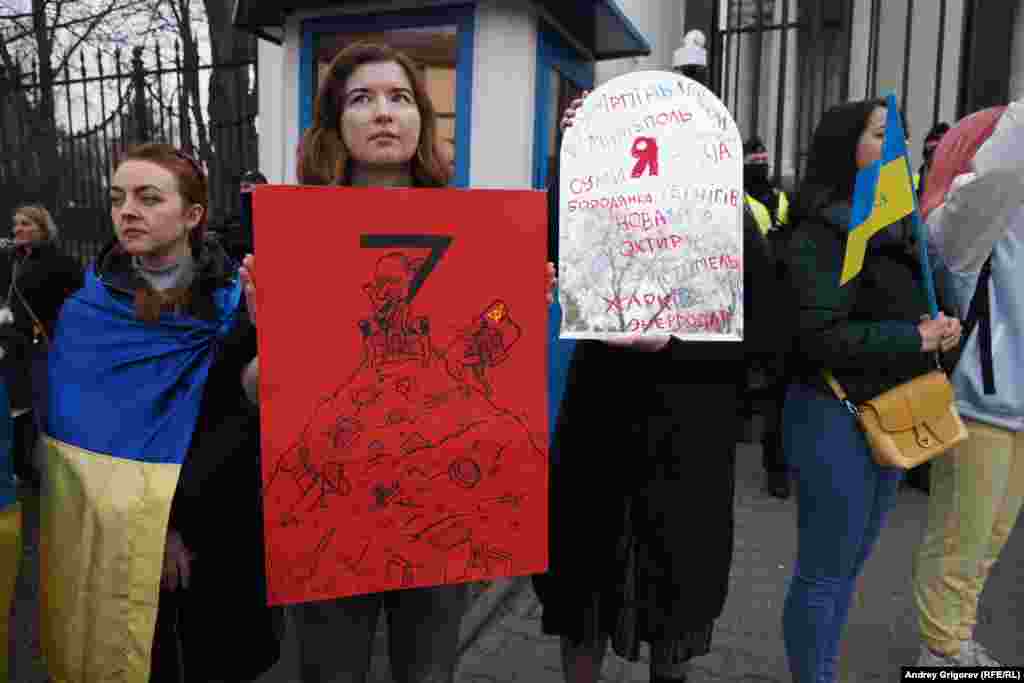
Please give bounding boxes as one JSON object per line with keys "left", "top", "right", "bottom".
{"left": 911, "top": 99, "right": 1024, "bottom": 667}
{"left": 40, "top": 143, "right": 281, "bottom": 682}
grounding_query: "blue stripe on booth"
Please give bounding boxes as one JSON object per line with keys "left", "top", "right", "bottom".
{"left": 548, "top": 301, "right": 575, "bottom": 458}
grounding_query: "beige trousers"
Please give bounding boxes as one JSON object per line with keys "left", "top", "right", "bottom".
{"left": 912, "top": 418, "right": 1024, "bottom": 654}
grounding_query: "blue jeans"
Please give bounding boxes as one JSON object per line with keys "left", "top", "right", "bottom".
{"left": 782, "top": 383, "right": 903, "bottom": 683}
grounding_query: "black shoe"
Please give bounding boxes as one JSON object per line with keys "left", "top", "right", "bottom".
{"left": 763, "top": 470, "right": 791, "bottom": 499}
{"left": 904, "top": 465, "right": 930, "bottom": 494}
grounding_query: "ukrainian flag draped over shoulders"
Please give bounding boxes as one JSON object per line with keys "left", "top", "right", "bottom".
{"left": 840, "top": 93, "right": 917, "bottom": 285}
{"left": 40, "top": 266, "right": 241, "bottom": 682}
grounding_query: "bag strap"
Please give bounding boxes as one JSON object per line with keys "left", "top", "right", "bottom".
{"left": 822, "top": 370, "right": 860, "bottom": 416}
{"left": 10, "top": 257, "right": 50, "bottom": 348}
{"left": 946, "top": 254, "right": 994, "bottom": 394}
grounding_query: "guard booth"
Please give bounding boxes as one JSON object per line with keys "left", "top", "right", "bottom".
{"left": 234, "top": 0, "right": 652, "bottom": 433}
{"left": 232, "top": 0, "right": 651, "bottom": 190}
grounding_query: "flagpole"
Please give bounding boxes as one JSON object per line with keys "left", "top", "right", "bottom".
{"left": 889, "top": 93, "right": 940, "bottom": 319}
{"left": 908, "top": 191, "right": 940, "bottom": 319}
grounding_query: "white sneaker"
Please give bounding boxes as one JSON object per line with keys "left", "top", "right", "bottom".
{"left": 961, "top": 640, "right": 1002, "bottom": 667}
{"left": 915, "top": 645, "right": 969, "bottom": 667}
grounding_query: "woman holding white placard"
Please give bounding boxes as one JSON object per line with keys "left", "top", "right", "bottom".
{"left": 534, "top": 92, "right": 779, "bottom": 683}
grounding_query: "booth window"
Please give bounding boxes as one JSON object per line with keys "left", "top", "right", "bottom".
{"left": 544, "top": 70, "right": 586, "bottom": 185}
{"left": 301, "top": 8, "right": 474, "bottom": 186}
{"left": 534, "top": 26, "right": 594, "bottom": 189}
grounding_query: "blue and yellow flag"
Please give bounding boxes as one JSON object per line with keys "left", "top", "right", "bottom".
{"left": 840, "top": 93, "right": 917, "bottom": 285}
{"left": 40, "top": 268, "right": 241, "bottom": 682}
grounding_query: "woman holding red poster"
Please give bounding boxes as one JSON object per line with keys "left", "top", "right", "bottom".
{"left": 240, "top": 42, "right": 556, "bottom": 683}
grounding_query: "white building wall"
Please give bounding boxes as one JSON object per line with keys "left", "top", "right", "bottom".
{"left": 253, "top": 17, "right": 302, "bottom": 185}
{"left": 257, "top": 40, "right": 286, "bottom": 184}
{"left": 865, "top": 0, "right": 966, "bottom": 170}
{"left": 595, "top": 0, "right": 683, "bottom": 84}
{"left": 763, "top": 0, "right": 799, "bottom": 183}
{"left": 468, "top": 0, "right": 537, "bottom": 188}
{"left": 281, "top": 17, "right": 303, "bottom": 185}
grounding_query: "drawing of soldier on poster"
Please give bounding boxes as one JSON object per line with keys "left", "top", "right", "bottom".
{"left": 253, "top": 187, "right": 549, "bottom": 606}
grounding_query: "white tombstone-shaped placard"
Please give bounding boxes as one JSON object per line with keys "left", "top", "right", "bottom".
{"left": 558, "top": 71, "right": 744, "bottom": 341}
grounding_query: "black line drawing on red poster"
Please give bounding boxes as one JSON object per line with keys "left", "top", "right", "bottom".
{"left": 265, "top": 234, "right": 545, "bottom": 596}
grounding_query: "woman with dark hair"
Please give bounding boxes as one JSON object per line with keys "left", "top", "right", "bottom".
{"left": 39, "top": 143, "right": 281, "bottom": 682}
{"left": 0, "top": 205, "right": 82, "bottom": 486}
{"left": 296, "top": 43, "right": 451, "bottom": 188}
{"left": 780, "top": 99, "right": 961, "bottom": 682}
{"left": 242, "top": 42, "right": 554, "bottom": 683}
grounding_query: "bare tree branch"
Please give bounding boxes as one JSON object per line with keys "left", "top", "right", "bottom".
{"left": 3, "top": 0, "right": 152, "bottom": 49}
{"left": 49, "top": 0, "right": 68, "bottom": 42}
{"left": 0, "top": 21, "right": 23, "bottom": 76}
{"left": 55, "top": 0, "right": 153, "bottom": 72}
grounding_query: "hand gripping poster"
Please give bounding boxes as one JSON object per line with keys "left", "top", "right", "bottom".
{"left": 253, "top": 186, "right": 549, "bottom": 606}
{"left": 558, "top": 72, "right": 744, "bottom": 340}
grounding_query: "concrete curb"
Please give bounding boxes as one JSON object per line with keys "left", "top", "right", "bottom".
{"left": 457, "top": 576, "right": 530, "bottom": 656}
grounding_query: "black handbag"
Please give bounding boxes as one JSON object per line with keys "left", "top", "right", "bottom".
{"left": 941, "top": 254, "right": 995, "bottom": 394}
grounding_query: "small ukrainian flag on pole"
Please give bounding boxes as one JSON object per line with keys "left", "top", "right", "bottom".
{"left": 840, "top": 93, "right": 918, "bottom": 285}
{"left": 840, "top": 93, "right": 940, "bottom": 317}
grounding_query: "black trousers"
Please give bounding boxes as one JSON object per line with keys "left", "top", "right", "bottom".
{"left": 11, "top": 412, "right": 38, "bottom": 485}
{"left": 761, "top": 379, "right": 788, "bottom": 474}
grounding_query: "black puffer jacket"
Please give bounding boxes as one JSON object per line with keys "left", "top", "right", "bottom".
{"left": 0, "top": 242, "right": 83, "bottom": 411}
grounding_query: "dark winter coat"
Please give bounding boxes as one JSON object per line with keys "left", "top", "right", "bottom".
{"left": 95, "top": 240, "right": 281, "bottom": 682}
{"left": 783, "top": 205, "right": 935, "bottom": 404}
{"left": 536, "top": 163, "right": 776, "bottom": 654}
{"left": 0, "top": 242, "right": 83, "bottom": 412}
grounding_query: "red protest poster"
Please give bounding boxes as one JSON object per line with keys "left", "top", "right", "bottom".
{"left": 252, "top": 186, "right": 549, "bottom": 606}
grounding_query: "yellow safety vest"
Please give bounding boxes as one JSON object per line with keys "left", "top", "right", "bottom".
{"left": 745, "top": 191, "right": 789, "bottom": 237}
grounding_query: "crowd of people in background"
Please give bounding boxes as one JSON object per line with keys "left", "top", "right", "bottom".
{"left": 0, "top": 38, "right": 1020, "bottom": 683}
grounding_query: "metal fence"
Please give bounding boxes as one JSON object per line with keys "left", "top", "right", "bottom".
{"left": 710, "top": 0, "right": 1004, "bottom": 191}
{"left": 0, "top": 44, "right": 257, "bottom": 266}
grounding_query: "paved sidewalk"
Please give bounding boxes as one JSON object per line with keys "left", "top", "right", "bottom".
{"left": 448, "top": 444, "right": 1024, "bottom": 683}
{"left": 11, "top": 441, "right": 1023, "bottom": 681}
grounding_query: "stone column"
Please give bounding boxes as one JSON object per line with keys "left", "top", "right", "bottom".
{"left": 1011, "top": 0, "right": 1024, "bottom": 100}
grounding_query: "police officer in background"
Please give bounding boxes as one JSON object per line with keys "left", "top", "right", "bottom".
{"left": 744, "top": 137, "right": 789, "bottom": 236}
{"left": 740, "top": 138, "right": 793, "bottom": 498}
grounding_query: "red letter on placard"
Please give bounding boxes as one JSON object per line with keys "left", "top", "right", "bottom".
{"left": 630, "top": 137, "right": 659, "bottom": 178}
